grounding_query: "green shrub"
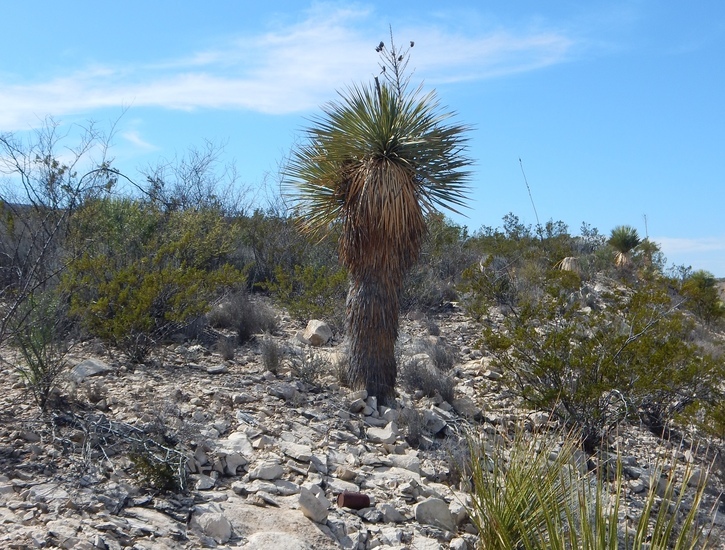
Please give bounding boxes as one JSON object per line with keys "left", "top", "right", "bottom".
{"left": 265, "top": 263, "right": 347, "bottom": 327}
{"left": 235, "top": 208, "right": 339, "bottom": 289}
{"left": 680, "top": 270, "right": 725, "bottom": 326}
{"left": 402, "top": 213, "right": 478, "bottom": 311}
{"left": 459, "top": 256, "right": 519, "bottom": 315}
{"left": 63, "top": 198, "right": 244, "bottom": 361}
{"left": 128, "top": 448, "right": 183, "bottom": 493}
{"left": 12, "top": 293, "right": 70, "bottom": 410}
{"left": 479, "top": 272, "right": 723, "bottom": 450}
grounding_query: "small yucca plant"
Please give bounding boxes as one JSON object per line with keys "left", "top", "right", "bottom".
{"left": 467, "top": 427, "right": 713, "bottom": 549}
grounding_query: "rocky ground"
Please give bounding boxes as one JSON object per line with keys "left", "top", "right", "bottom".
{"left": 0, "top": 299, "right": 723, "bottom": 549}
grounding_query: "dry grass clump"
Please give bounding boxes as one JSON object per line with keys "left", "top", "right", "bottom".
{"left": 260, "top": 336, "right": 283, "bottom": 374}
{"left": 399, "top": 354, "right": 455, "bottom": 404}
{"left": 207, "top": 291, "right": 278, "bottom": 343}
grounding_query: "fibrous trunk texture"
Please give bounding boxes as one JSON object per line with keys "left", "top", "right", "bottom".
{"left": 345, "top": 274, "right": 400, "bottom": 406}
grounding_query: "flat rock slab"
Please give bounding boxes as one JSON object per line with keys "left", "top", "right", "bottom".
{"left": 69, "top": 358, "right": 113, "bottom": 382}
{"left": 28, "top": 483, "right": 70, "bottom": 503}
{"left": 279, "top": 441, "right": 313, "bottom": 462}
{"left": 220, "top": 501, "right": 338, "bottom": 549}
{"left": 246, "top": 531, "right": 315, "bottom": 550}
{"left": 122, "top": 507, "right": 187, "bottom": 539}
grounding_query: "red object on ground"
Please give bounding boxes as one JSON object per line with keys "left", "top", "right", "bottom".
{"left": 337, "top": 491, "right": 371, "bottom": 509}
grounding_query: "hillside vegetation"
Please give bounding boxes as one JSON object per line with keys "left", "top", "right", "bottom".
{"left": 1, "top": 124, "right": 724, "bottom": 548}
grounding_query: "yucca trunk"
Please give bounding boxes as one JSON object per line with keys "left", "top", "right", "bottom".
{"left": 340, "top": 163, "right": 424, "bottom": 406}
{"left": 346, "top": 275, "right": 399, "bottom": 404}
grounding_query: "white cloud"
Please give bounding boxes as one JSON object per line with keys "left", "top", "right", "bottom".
{"left": 121, "top": 130, "right": 157, "bottom": 152}
{"left": 656, "top": 236, "right": 725, "bottom": 277}
{"left": 656, "top": 236, "right": 725, "bottom": 255}
{"left": 0, "top": 5, "right": 577, "bottom": 130}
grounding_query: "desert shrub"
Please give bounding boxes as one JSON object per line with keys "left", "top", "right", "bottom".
{"left": 402, "top": 266, "right": 460, "bottom": 311}
{"left": 680, "top": 270, "right": 725, "bottom": 326}
{"left": 399, "top": 354, "right": 455, "bottom": 403}
{"left": 63, "top": 198, "right": 244, "bottom": 361}
{"left": 11, "top": 292, "right": 71, "bottom": 410}
{"left": 265, "top": 263, "right": 347, "bottom": 327}
{"left": 331, "top": 351, "right": 351, "bottom": 388}
{"left": 128, "top": 448, "right": 181, "bottom": 493}
{"left": 399, "top": 407, "right": 426, "bottom": 448}
{"left": 468, "top": 214, "right": 576, "bottom": 266}
{"left": 139, "top": 139, "right": 250, "bottom": 215}
{"left": 0, "top": 122, "right": 117, "bottom": 347}
{"left": 428, "top": 339, "right": 457, "bottom": 372}
{"left": 260, "top": 336, "right": 282, "bottom": 374}
{"left": 479, "top": 272, "right": 723, "bottom": 451}
{"left": 235, "top": 207, "right": 341, "bottom": 289}
{"left": 209, "top": 290, "right": 278, "bottom": 343}
{"left": 214, "top": 335, "right": 236, "bottom": 360}
{"left": 402, "top": 213, "right": 477, "bottom": 311}
{"left": 459, "top": 256, "right": 518, "bottom": 316}
{"left": 287, "top": 350, "right": 326, "bottom": 385}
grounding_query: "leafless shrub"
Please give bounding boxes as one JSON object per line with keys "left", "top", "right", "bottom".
{"left": 399, "top": 354, "right": 456, "bottom": 403}
{"left": 399, "top": 407, "right": 425, "bottom": 448}
{"left": 428, "top": 340, "right": 457, "bottom": 372}
{"left": 0, "top": 118, "right": 117, "bottom": 348}
{"left": 438, "top": 435, "right": 471, "bottom": 487}
{"left": 208, "top": 291, "right": 278, "bottom": 343}
{"left": 332, "top": 352, "right": 351, "bottom": 388}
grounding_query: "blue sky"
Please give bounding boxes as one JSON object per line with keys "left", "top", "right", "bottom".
{"left": 2, "top": 1, "right": 724, "bottom": 275}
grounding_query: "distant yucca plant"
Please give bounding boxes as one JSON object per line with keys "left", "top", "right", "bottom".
{"left": 608, "top": 225, "right": 641, "bottom": 268}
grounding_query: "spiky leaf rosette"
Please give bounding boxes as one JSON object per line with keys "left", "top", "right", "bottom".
{"left": 609, "top": 225, "right": 641, "bottom": 267}
{"left": 285, "top": 81, "right": 471, "bottom": 272}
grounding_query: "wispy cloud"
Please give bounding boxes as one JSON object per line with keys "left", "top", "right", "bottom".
{"left": 121, "top": 130, "right": 157, "bottom": 152}
{"left": 656, "top": 236, "right": 725, "bottom": 276}
{"left": 0, "top": 5, "right": 577, "bottom": 130}
{"left": 656, "top": 236, "right": 725, "bottom": 255}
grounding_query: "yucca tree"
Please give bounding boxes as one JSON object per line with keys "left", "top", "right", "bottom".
{"left": 608, "top": 225, "right": 641, "bottom": 268}
{"left": 285, "top": 37, "right": 471, "bottom": 404}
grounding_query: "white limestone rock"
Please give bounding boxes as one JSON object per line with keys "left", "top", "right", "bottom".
{"left": 195, "top": 512, "right": 232, "bottom": 544}
{"left": 414, "top": 497, "right": 456, "bottom": 533}
{"left": 249, "top": 460, "right": 284, "bottom": 481}
{"left": 366, "top": 422, "right": 398, "bottom": 444}
{"left": 280, "top": 441, "right": 313, "bottom": 463}
{"left": 69, "top": 358, "right": 113, "bottom": 383}
{"left": 299, "top": 486, "right": 329, "bottom": 523}
{"left": 300, "top": 320, "right": 333, "bottom": 346}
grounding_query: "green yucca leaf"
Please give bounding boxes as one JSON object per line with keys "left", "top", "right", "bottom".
{"left": 284, "top": 79, "right": 472, "bottom": 239}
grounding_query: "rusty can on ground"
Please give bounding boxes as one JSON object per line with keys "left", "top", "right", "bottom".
{"left": 337, "top": 491, "right": 370, "bottom": 509}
